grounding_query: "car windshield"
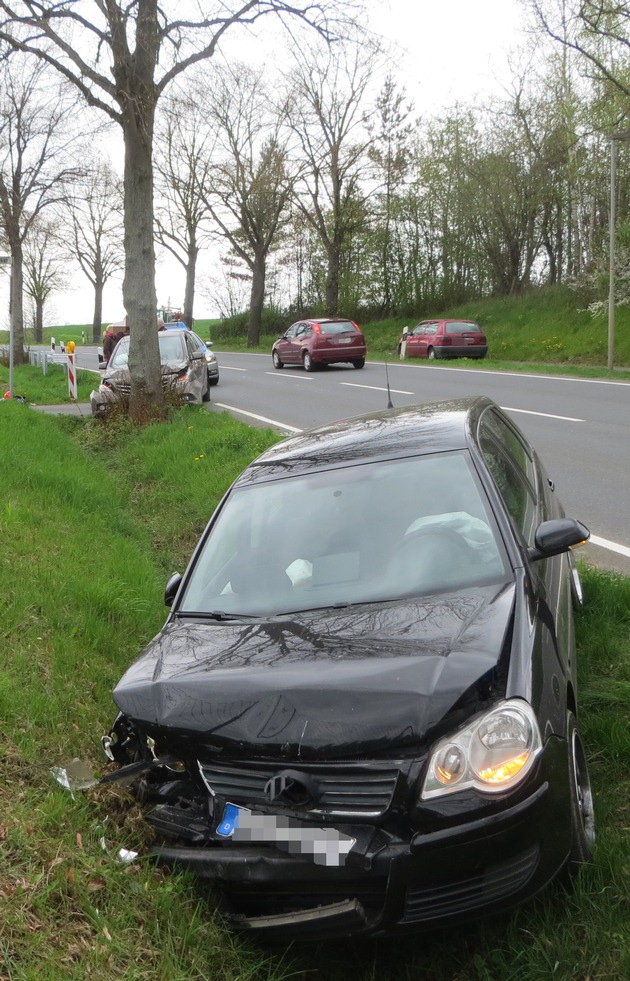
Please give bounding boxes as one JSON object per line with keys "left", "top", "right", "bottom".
{"left": 319, "top": 321, "right": 358, "bottom": 334}
{"left": 107, "top": 333, "right": 186, "bottom": 369}
{"left": 158, "top": 332, "right": 186, "bottom": 361}
{"left": 179, "top": 451, "right": 509, "bottom": 617}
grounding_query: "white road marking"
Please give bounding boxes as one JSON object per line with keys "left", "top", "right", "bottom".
{"left": 212, "top": 403, "right": 302, "bottom": 433}
{"left": 589, "top": 535, "right": 630, "bottom": 559}
{"left": 220, "top": 365, "right": 247, "bottom": 372}
{"left": 378, "top": 360, "right": 630, "bottom": 387}
{"left": 341, "top": 382, "right": 414, "bottom": 395}
{"left": 502, "top": 406, "right": 584, "bottom": 422}
{"left": 265, "top": 371, "right": 313, "bottom": 380}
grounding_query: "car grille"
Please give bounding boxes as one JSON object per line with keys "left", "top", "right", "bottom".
{"left": 197, "top": 760, "right": 403, "bottom": 818}
{"left": 402, "top": 843, "right": 540, "bottom": 922}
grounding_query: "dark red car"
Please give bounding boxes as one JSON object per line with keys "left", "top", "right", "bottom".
{"left": 399, "top": 319, "right": 487, "bottom": 360}
{"left": 272, "top": 317, "right": 366, "bottom": 371}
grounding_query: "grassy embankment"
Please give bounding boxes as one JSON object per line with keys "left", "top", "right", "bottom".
{"left": 205, "top": 285, "right": 630, "bottom": 378}
{"left": 1, "top": 401, "right": 629, "bottom": 981}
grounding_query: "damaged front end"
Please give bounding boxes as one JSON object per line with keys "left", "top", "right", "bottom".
{"left": 100, "top": 673, "right": 563, "bottom": 942}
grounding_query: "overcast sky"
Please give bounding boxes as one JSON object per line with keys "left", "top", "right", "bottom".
{"left": 0, "top": 0, "right": 528, "bottom": 330}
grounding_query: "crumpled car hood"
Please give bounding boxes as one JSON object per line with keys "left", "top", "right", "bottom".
{"left": 113, "top": 582, "right": 515, "bottom": 758}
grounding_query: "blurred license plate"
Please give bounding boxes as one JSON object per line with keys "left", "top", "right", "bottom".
{"left": 216, "top": 802, "right": 355, "bottom": 867}
{"left": 335, "top": 337, "right": 352, "bottom": 344}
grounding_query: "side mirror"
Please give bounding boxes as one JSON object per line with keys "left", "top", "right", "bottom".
{"left": 527, "top": 518, "right": 590, "bottom": 563}
{"left": 165, "top": 572, "right": 182, "bottom": 607}
{"left": 205, "top": 340, "right": 213, "bottom": 347}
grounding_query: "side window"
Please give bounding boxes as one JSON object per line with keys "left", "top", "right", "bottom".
{"left": 424, "top": 325, "right": 437, "bottom": 336}
{"left": 480, "top": 433, "right": 538, "bottom": 545}
{"left": 285, "top": 325, "right": 298, "bottom": 338}
{"left": 482, "top": 409, "right": 537, "bottom": 491}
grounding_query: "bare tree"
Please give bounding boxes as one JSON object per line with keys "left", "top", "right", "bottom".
{"left": 23, "top": 217, "right": 67, "bottom": 341}
{"left": 528, "top": 1, "right": 630, "bottom": 101}
{"left": 200, "top": 63, "right": 296, "bottom": 346}
{"left": 154, "top": 92, "right": 218, "bottom": 328}
{"left": 0, "top": 55, "right": 83, "bottom": 364}
{"left": 0, "top": 0, "right": 356, "bottom": 419}
{"left": 286, "top": 42, "right": 379, "bottom": 315}
{"left": 64, "top": 162, "right": 124, "bottom": 343}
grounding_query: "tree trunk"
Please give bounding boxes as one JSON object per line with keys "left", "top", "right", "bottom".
{"left": 122, "top": 109, "right": 163, "bottom": 419}
{"left": 183, "top": 235, "right": 198, "bottom": 328}
{"left": 10, "top": 246, "right": 26, "bottom": 365}
{"left": 93, "top": 278, "right": 104, "bottom": 343}
{"left": 248, "top": 252, "right": 266, "bottom": 347}
{"left": 34, "top": 298, "right": 44, "bottom": 341}
{"left": 325, "top": 244, "right": 340, "bottom": 316}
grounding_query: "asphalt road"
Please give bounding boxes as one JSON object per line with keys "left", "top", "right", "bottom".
{"left": 72, "top": 346, "right": 630, "bottom": 575}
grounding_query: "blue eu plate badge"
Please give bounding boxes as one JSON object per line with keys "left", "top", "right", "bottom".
{"left": 216, "top": 802, "right": 241, "bottom": 837}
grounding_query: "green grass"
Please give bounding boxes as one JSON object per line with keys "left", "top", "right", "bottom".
{"left": 0, "top": 361, "right": 96, "bottom": 404}
{"left": 1, "top": 401, "right": 629, "bottom": 980}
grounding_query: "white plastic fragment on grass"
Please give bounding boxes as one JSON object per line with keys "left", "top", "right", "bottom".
{"left": 51, "top": 758, "right": 99, "bottom": 792}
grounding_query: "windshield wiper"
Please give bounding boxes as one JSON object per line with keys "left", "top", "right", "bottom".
{"left": 174, "top": 610, "right": 258, "bottom": 621}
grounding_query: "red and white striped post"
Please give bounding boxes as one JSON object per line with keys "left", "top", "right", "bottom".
{"left": 67, "top": 352, "right": 78, "bottom": 400}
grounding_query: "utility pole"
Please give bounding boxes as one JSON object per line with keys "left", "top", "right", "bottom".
{"left": 608, "top": 131, "right": 630, "bottom": 371}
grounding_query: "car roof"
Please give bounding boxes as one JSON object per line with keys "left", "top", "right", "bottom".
{"left": 235, "top": 396, "right": 496, "bottom": 485}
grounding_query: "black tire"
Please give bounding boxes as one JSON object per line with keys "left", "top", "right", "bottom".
{"left": 303, "top": 351, "right": 315, "bottom": 372}
{"left": 272, "top": 350, "right": 284, "bottom": 369}
{"left": 352, "top": 357, "right": 365, "bottom": 369}
{"left": 565, "top": 711, "right": 595, "bottom": 875}
{"left": 209, "top": 376, "right": 219, "bottom": 387}
{"left": 428, "top": 347, "right": 436, "bottom": 360}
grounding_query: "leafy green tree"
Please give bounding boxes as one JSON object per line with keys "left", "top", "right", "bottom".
{"left": 365, "top": 74, "right": 414, "bottom": 315}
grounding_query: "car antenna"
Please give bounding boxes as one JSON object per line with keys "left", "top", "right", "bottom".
{"left": 385, "top": 362, "right": 394, "bottom": 409}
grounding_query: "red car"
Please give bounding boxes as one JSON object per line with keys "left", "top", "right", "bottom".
{"left": 399, "top": 319, "right": 487, "bottom": 360}
{"left": 272, "top": 317, "right": 366, "bottom": 371}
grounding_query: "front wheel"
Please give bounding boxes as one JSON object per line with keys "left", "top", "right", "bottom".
{"left": 352, "top": 358, "right": 365, "bottom": 369}
{"left": 272, "top": 349, "right": 284, "bottom": 369}
{"left": 303, "top": 351, "right": 315, "bottom": 372}
{"left": 565, "top": 712, "right": 595, "bottom": 876}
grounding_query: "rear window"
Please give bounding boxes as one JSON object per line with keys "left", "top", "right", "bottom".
{"left": 318, "top": 321, "right": 358, "bottom": 335}
{"left": 445, "top": 322, "right": 481, "bottom": 334}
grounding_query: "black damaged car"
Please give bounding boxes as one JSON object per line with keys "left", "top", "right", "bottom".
{"left": 103, "top": 396, "right": 595, "bottom": 940}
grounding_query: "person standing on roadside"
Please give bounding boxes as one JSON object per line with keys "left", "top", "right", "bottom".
{"left": 102, "top": 325, "right": 119, "bottom": 363}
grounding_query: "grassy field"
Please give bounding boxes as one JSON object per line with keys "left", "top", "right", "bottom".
{"left": 1, "top": 401, "right": 629, "bottom": 981}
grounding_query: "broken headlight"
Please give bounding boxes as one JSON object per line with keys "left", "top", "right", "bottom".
{"left": 421, "top": 699, "right": 542, "bottom": 800}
